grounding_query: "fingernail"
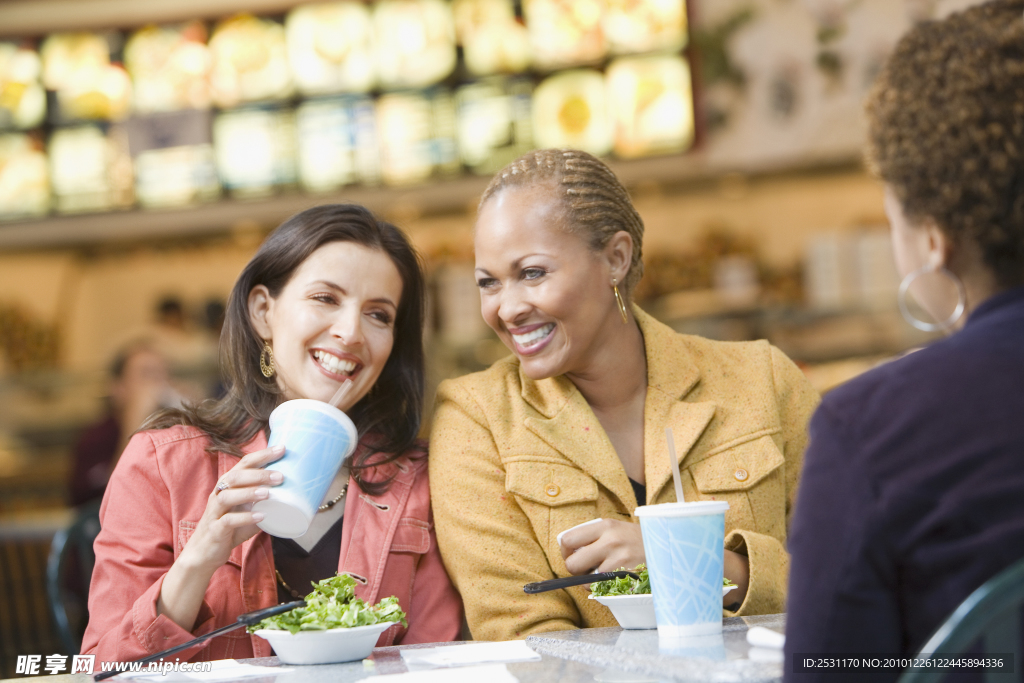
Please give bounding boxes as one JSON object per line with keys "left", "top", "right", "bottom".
{"left": 272, "top": 445, "right": 285, "bottom": 453}
{"left": 252, "top": 512, "right": 264, "bottom": 522}
{"left": 254, "top": 487, "right": 269, "bottom": 499}
{"left": 269, "top": 472, "right": 284, "bottom": 484}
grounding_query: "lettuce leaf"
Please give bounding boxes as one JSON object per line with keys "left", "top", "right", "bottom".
{"left": 249, "top": 573, "right": 408, "bottom": 634}
{"left": 590, "top": 565, "right": 736, "bottom": 596}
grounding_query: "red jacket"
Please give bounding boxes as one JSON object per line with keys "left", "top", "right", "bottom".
{"left": 82, "top": 425, "right": 462, "bottom": 662}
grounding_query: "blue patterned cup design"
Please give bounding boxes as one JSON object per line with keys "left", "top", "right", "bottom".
{"left": 636, "top": 501, "right": 729, "bottom": 637}
{"left": 252, "top": 399, "right": 357, "bottom": 539}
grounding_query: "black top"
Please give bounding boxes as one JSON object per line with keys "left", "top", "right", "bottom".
{"left": 785, "top": 286, "right": 1024, "bottom": 683}
{"left": 272, "top": 515, "right": 345, "bottom": 604}
{"left": 629, "top": 478, "right": 646, "bottom": 508}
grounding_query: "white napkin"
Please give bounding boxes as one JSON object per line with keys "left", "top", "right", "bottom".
{"left": 400, "top": 641, "right": 541, "bottom": 671}
{"left": 746, "top": 626, "right": 786, "bottom": 650}
{"left": 119, "top": 660, "right": 291, "bottom": 681}
{"left": 556, "top": 518, "right": 603, "bottom": 548}
{"left": 371, "top": 663, "right": 520, "bottom": 682}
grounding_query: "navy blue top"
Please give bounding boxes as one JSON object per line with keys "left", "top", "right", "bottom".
{"left": 784, "top": 286, "right": 1024, "bottom": 682}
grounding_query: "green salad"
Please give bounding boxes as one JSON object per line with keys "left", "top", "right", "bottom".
{"left": 590, "top": 565, "right": 736, "bottom": 596}
{"left": 249, "top": 573, "right": 407, "bottom": 634}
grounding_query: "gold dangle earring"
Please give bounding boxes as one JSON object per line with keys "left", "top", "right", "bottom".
{"left": 612, "top": 279, "right": 629, "bottom": 324}
{"left": 259, "top": 340, "right": 276, "bottom": 378}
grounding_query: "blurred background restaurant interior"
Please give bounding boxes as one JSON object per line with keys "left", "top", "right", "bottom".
{"left": 0, "top": 0, "right": 987, "bottom": 674}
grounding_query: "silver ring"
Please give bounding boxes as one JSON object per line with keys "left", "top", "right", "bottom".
{"left": 215, "top": 481, "right": 230, "bottom": 494}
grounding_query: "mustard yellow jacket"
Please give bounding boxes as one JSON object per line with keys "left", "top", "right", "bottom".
{"left": 429, "top": 307, "right": 820, "bottom": 641}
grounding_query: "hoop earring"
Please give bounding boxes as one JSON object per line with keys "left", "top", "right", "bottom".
{"left": 259, "top": 340, "right": 276, "bottom": 378}
{"left": 612, "top": 280, "right": 629, "bottom": 324}
{"left": 897, "top": 265, "right": 966, "bottom": 333}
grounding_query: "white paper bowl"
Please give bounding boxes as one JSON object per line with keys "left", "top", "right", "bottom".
{"left": 253, "top": 621, "right": 393, "bottom": 664}
{"left": 590, "top": 594, "right": 657, "bottom": 629}
{"left": 590, "top": 586, "right": 737, "bottom": 630}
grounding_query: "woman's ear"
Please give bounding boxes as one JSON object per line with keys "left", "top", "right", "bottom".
{"left": 924, "top": 220, "right": 952, "bottom": 270}
{"left": 248, "top": 285, "right": 274, "bottom": 340}
{"left": 604, "top": 231, "right": 634, "bottom": 285}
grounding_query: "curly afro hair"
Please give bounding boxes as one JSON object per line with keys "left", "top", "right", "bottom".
{"left": 866, "top": 0, "right": 1024, "bottom": 288}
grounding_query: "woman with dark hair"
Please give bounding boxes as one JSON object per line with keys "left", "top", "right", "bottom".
{"left": 429, "top": 149, "right": 820, "bottom": 640}
{"left": 784, "top": 2, "right": 1024, "bottom": 678}
{"left": 82, "top": 204, "right": 462, "bottom": 663}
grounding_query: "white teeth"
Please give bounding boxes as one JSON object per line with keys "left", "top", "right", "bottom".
{"left": 314, "top": 350, "right": 356, "bottom": 375}
{"left": 512, "top": 324, "right": 554, "bottom": 347}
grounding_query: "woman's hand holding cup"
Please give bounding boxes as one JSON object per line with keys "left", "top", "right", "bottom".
{"left": 157, "top": 444, "right": 285, "bottom": 631}
{"left": 182, "top": 444, "right": 287, "bottom": 571}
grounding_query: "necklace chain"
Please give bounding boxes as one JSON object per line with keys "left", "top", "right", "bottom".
{"left": 275, "top": 481, "right": 347, "bottom": 599}
{"left": 318, "top": 482, "right": 349, "bottom": 512}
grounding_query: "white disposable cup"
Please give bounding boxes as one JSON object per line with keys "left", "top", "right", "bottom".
{"left": 636, "top": 501, "right": 729, "bottom": 638}
{"left": 252, "top": 399, "right": 357, "bottom": 538}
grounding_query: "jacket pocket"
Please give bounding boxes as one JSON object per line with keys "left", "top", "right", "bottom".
{"left": 689, "top": 434, "right": 784, "bottom": 494}
{"left": 178, "top": 520, "right": 197, "bottom": 554}
{"left": 391, "top": 518, "right": 430, "bottom": 554}
{"left": 505, "top": 461, "right": 598, "bottom": 507}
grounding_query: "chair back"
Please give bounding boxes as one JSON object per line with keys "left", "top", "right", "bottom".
{"left": 46, "top": 500, "right": 101, "bottom": 654}
{"left": 897, "top": 555, "right": 1024, "bottom": 683}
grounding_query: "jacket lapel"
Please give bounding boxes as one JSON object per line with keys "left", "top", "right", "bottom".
{"left": 524, "top": 380, "right": 635, "bottom": 510}
{"left": 636, "top": 309, "right": 717, "bottom": 503}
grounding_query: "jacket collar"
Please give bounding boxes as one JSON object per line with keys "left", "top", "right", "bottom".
{"left": 520, "top": 306, "right": 715, "bottom": 509}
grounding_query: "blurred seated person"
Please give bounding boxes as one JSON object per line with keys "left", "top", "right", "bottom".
{"left": 69, "top": 342, "right": 177, "bottom": 507}
{"left": 785, "top": 2, "right": 1024, "bottom": 680}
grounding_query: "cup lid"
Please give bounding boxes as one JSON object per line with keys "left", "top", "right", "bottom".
{"left": 634, "top": 501, "right": 729, "bottom": 518}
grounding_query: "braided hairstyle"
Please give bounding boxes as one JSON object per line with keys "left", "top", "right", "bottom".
{"left": 479, "top": 149, "right": 646, "bottom": 294}
{"left": 866, "top": 0, "right": 1024, "bottom": 288}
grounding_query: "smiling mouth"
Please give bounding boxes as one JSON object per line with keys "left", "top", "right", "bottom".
{"left": 511, "top": 323, "right": 555, "bottom": 350}
{"left": 313, "top": 350, "right": 359, "bottom": 376}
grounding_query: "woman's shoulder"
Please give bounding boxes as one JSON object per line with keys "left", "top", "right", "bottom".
{"left": 435, "top": 355, "right": 521, "bottom": 405}
{"left": 122, "top": 424, "right": 211, "bottom": 457}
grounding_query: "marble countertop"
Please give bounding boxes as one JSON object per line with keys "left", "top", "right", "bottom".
{"left": 10, "top": 615, "right": 785, "bottom": 683}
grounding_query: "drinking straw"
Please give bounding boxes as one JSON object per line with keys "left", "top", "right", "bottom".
{"left": 665, "top": 427, "right": 685, "bottom": 503}
{"left": 328, "top": 378, "right": 354, "bottom": 409}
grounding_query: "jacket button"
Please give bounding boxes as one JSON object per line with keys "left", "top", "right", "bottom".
{"left": 546, "top": 484, "right": 560, "bottom": 497}
{"left": 734, "top": 468, "right": 749, "bottom": 482}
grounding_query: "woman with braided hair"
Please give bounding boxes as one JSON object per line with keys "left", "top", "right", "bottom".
{"left": 429, "top": 149, "right": 819, "bottom": 640}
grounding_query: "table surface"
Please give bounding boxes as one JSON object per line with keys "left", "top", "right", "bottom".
{"left": 9, "top": 614, "right": 785, "bottom": 683}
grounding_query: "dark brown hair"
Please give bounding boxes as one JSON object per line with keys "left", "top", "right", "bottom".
{"left": 866, "top": 0, "right": 1024, "bottom": 288}
{"left": 479, "top": 149, "right": 646, "bottom": 294}
{"left": 145, "top": 204, "right": 426, "bottom": 495}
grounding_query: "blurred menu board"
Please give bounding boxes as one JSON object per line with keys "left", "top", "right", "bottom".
{"left": 125, "top": 22, "right": 212, "bottom": 112}
{"left": 296, "top": 96, "right": 380, "bottom": 191}
{"left": 607, "top": 54, "right": 693, "bottom": 158}
{"left": 533, "top": 69, "right": 612, "bottom": 156}
{"left": 213, "top": 106, "right": 296, "bottom": 196}
{"left": 0, "top": 133, "right": 49, "bottom": 218}
{"left": 209, "top": 15, "right": 293, "bottom": 108}
{"left": 126, "top": 109, "right": 219, "bottom": 207}
{"left": 524, "top": 0, "right": 607, "bottom": 70}
{"left": 605, "top": 0, "right": 687, "bottom": 55}
{"left": 377, "top": 90, "right": 458, "bottom": 186}
{"left": 373, "top": 0, "right": 457, "bottom": 90}
{"left": 41, "top": 33, "right": 132, "bottom": 122}
{"left": 456, "top": 78, "right": 533, "bottom": 174}
{"left": 453, "top": 0, "right": 531, "bottom": 76}
{"left": 286, "top": 3, "right": 376, "bottom": 95}
{"left": 48, "top": 124, "right": 134, "bottom": 212}
{"left": 0, "top": 43, "right": 46, "bottom": 130}
{"left": 0, "top": 0, "right": 695, "bottom": 224}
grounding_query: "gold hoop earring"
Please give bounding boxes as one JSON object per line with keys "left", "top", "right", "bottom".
{"left": 259, "top": 341, "right": 276, "bottom": 378}
{"left": 612, "top": 281, "right": 629, "bottom": 324}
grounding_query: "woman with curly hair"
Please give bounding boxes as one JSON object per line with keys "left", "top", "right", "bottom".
{"left": 785, "top": 1, "right": 1024, "bottom": 677}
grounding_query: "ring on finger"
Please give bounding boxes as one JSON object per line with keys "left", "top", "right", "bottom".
{"left": 215, "top": 481, "right": 230, "bottom": 494}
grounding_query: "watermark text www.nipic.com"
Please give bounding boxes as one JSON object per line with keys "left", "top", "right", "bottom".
{"left": 15, "top": 654, "right": 214, "bottom": 676}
